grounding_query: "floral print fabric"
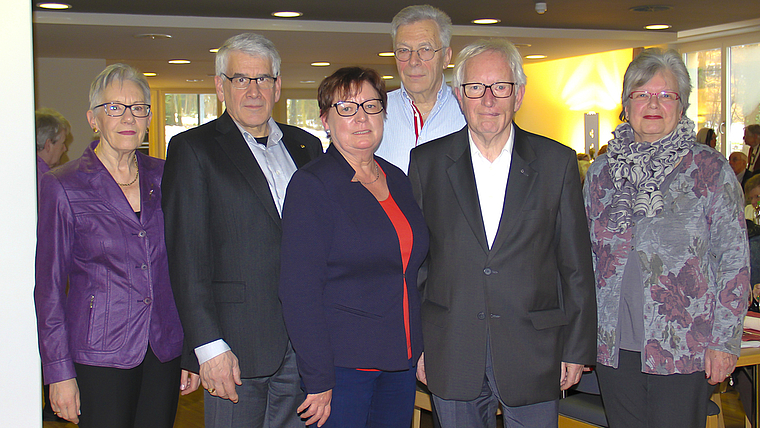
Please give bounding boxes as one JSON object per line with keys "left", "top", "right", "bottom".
{"left": 584, "top": 128, "right": 750, "bottom": 374}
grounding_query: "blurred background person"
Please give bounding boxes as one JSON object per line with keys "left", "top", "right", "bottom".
{"left": 280, "top": 67, "right": 429, "bottom": 428}
{"left": 730, "top": 151, "right": 752, "bottom": 189}
{"left": 35, "top": 63, "right": 190, "bottom": 428}
{"left": 584, "top": 48, "right": 749, "bottom": 428}
{"left": 696, "top": 127, "right": 717, "bottom": 149}
{"left": 35, "top": 108, "right": 70, "bottom": 185}
{"left": 745, "top": 124, "right": 760, "bottom": 173}
{"left": 745, "top": 174, "right": 760, "bottom": 224}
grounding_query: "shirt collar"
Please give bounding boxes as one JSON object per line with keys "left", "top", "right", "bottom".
{"left": 468, "top": 123, "right": 515, "bottom": 162}
{"left": 232, "top": 117, "right": 282, "bottom": 147}
{"left": 400, "top": 77, "right": 448, "bottom": 105}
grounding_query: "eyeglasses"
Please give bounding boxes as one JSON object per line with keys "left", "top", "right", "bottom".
{"left": 95, "top": 102, "right": 151, "bottom": 118}
{"left": 331, "top": 99, "right": 385, "bottom": 117}
{"left": 222, "top": 73, "right": 278, "bottom": 90}
{"left": 461, "top": 82, "right": 516, "bottom": 99}
{"left": 628, "top": 91, "right": 680, "bottom": 103}
{"left": 394, "top": 46, "right": 444, "bottom": 62}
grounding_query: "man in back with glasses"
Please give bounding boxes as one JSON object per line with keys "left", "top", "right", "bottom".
{"left": 375, "top": 4, "right": 465, "bottom": 173}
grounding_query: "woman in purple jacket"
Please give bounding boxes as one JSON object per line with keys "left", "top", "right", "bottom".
{"left": 35, "top": 64, "right": 193, "bottom": 427}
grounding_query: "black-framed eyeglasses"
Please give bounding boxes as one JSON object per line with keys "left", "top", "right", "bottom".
{"left": 222, "top": 73, "right": 278, "bottom": 90}
{"left": 331, "top": 99, "right": 385, "bottom": 117}
{"left": 628, "top": 90, "right": 680, "bottom": 103}
{"left": 95, "top": 102, "right": 151, "bottom": 118}
{"left": 461, "top": 82, "right": 516, "bottom": 99}
{"left": 394, "top": 46, "right": 444, "bottom": 62}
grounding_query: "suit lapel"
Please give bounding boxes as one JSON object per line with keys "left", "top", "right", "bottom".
{"left": 281, "top": 126, "right": 315, "bottom": 168}
{"left": 215, "top": 112, "right": 281, "bottom": 226}
{"left": 489, "top": 124, "right": 537, "bottom": 256}
{"left": 136, "top": 154, "right": 160, "bottom": 226}
{"left": 446, "top": 130, "right": 489, "bottom": 254}
{"left": 79, "top": 145, "right": 141, "bottom": 226}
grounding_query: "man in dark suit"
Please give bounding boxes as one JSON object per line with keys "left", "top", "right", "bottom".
{"left": 729, "top": 151, "right": 753, "bottom": 190}
{"left": 409, "top": 39, "right": 596, "bottom": 427}
{"left": 162, "top": 33, "right": 322, "bottom": 428}
{"left": 745, "top": 124, "right": 760, "bottom": 173}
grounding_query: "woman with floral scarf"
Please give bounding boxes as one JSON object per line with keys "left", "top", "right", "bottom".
{"left": 583, "top": 48, "right": 749, "bottom": 428}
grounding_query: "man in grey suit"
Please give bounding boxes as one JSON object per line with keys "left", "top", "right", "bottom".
{"left": 162, "top": 33, "right": 322, "bottom": 427}
{"left": 409, "top": 39, "right": 596, "bottom": 428}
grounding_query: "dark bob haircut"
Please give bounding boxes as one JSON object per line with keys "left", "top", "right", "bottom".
{"left": 317, "top": 67, "right": 387, "bottom": 118}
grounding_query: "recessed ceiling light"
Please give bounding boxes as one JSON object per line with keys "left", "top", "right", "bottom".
{"left": 186, "top": 79, "right": 203, "bottom": 83}
{"left": 272, "top": 11, "right": 303, "bottom": 18}
{"left": 209, "top": 48, "right": 219, "bottom": 53}
{"left": 37, "top": 2, "right": 71, "bottom": 9}
{"left": 378, "top": 52, "right": 395, "bottom": 57}
{"left": 645, "top": 24, "right": 672, "bottom": 30}
{"left": 311, "top": 62, "right": 330, "bottom": 67}
{"left": 134, "top": 33, "right": 172, "bottom": 40}
{"left": 447, "top": 64, "right": 455, "bottom": 68}
{"left": 525, "top": 54, "right": 547, "bottom": 59}
{"left": 168, "top": 59, "right": 191, "bottom": 64}
{"left": 300, "top": 80, "right": 316, "bottom": 84}
{"left": 472, "top": 18, "right": 501, "bottom": 25}
{"left": 143, "top": 72, "right": 157, "bottom": 77}
{"left": 382, "top": 76, "right": 394, "bottom": 80}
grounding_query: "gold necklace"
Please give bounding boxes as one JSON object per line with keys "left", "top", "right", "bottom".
{"left": 354, "top": 161, "right": 380, "bottom": 185}
{"left": 116, "top": 156, "right": 139, "bottom": 187}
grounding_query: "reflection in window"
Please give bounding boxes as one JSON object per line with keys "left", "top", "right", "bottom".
{"left": 729, "top": 43, "right": 760, "bottom": 154}
{"left": 287, "top": 99, "right": 329, "bottom": 150}
{"left": 164, "top": 93, "right": 218, "bottom": 151}
{"left": 685, "top": 49, "right": 722, "bottom": 151}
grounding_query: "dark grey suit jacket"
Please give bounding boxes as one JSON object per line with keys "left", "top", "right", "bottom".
{"left": 409, "top": 124, "right": 596, "bottom": 405}
{"left": 162, "top": 111, "right": 322, "bottom": 377}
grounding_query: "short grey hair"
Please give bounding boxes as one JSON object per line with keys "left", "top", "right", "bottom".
{"left": 35, "top": 108, "right": 70, "bottom": 151}
{"left": 391, "top": 5, "right": 452, "bottom": 48}
{"left": 216, "top": 33, "right": 281, "bottom": 78}
{"left": 620, "top": 48, "right": 691, "bottom": 121}
{"left": 89, "top": 63, "right": 151, "bottom": 110}
{"left": 747, "top": 124, "right": 760, "bottom": 137}
{"left": 452, "top": 39, "right": 527, "bottom": 90}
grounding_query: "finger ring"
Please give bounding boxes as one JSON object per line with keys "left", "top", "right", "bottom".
{"left": 208, "top": 388, "right": 216, "bottom": 394}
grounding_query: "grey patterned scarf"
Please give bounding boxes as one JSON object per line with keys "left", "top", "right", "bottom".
{"left": 605, "top": 116, "right": 696, "bottom": 232}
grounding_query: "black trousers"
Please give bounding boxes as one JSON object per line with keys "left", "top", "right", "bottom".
{"left": 74, "top": 346, "right": 181, "bottom": 428}
{"left": 596, "top": 350, "right": 714, "bottom": 428}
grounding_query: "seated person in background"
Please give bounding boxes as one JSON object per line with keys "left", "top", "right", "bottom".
{"left": 744, "top": 174, "right": 760, "bottom": 224}
{"left": 696, "top": 127, "right": 717, "bottom": 149}
{"left": 730, "top": 151, "right": 752, "bottom": 189}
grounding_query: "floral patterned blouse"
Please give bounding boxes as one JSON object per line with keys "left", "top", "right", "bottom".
{"left": 584, "top": 141, "right": 750, "bottom": 374}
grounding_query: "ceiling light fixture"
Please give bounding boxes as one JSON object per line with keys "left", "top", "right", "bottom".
{"left": 209, "top": 48, "right": 219, "bottom": 53}
{"left": 300, "top": 80, "right": 316, "bottom": 84}
{"left": 168, "top": 59, "right": 191, "bottom": 64}
{"left": 382, "top": 76, "right": 394, "bottom": 80}
{"left": 535, "top": 2, "right": 547, "bottom": 14}
{"left": 311, "top": 62, "right": 330, "bottom": 67}
{"left": 143, "top": 72, "right": 157, "bottom": 77}
{"left": 186, "top": 79, "right": 203, "bottom": 83}
{"left": 525, "top": 54, "right": 547, "bottom": 59}
{"left": 645, "top": 24, "right": 672, "bottom": 30}
{"left": 378, "top": 52, "right": 395, "bottom": 57}
{"left": 134, "top": 33, "right": 172, "bottom": 40}
{"left": 472, "top": 18, "right": 501, "bottom": 25}
{"left": 447, "top": 64, "right": 455, "bottom": 68}
{"left": 272, "top": 11, "right": 303, "bottom": 18}
{"left": 37, "top": 2, "right": 71, "bottom": 9}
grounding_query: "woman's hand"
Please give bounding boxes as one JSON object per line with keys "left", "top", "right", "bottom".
{"left": 298, "top": 389, "right": 332, "bottom": 427}
{"left": 49, "top": 378, "right": 80, "bottom": 424}
{"left": 704, "top": 349, "right": 738, "bottom": 385}
{"left": 180, "top": 369, "right": 201, "bottom": 395}
{"left": 416, "top": 352, "right": 427, "bottom": 385}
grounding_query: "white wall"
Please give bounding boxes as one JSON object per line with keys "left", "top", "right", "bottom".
{"left": 2, "top": 0, "right": 42, "bottom": 426}
{"left": 35, "top": 57, "right": 106, "bottom": 162}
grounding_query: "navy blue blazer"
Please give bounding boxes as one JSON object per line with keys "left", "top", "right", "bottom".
{"left": 279, "top": 144, "right": 429, "bottom": 394}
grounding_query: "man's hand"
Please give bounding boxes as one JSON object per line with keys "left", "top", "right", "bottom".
{"left": 49, "top": 378, "right": 80, "bottom": 424}
{"left": 416, "top": 352, "right": 427, "bottom": 385}
{"left": 180, "top": 370, "right": 201, "bottom": 395}
{"left": 704, "top": 349, "right": 738, "bottom": 385}
{"left": 298, "top": 390, "right": 332, "bottom": 427}
{"left": 560, "top": 362, "right": 584, "bottom": 390}
{"left": 199, "top": 350, "right": 242, "bottom": 402}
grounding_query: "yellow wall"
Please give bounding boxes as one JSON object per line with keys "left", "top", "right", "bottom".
{"left": 516, "top": 48, "right": 634, "bottom": 155}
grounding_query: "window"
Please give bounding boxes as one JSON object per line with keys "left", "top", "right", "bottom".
{"left": 685, "top": 49, "right": 722, "bottom": 151}
{"left": 164, "top": 93, "right": 218, "bottom": 152}
{"left": 728, "top": 42, "right": 760, "bottom": 154}
{"left": 287, "top": 99, "right": 329, "bottom": 150}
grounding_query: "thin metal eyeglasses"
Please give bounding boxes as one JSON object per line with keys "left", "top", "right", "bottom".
{"left": 95, "top": 102, "right": 151, "bottom": 118}
{"left": 628, "top": 91, "right": 680, "bottom": 102}
{"left": 394, "top": 46, "right": 444, "bottom": 62}
{"left": 222, "top": 73, "right": 278, "bottom": 90}
{"left": 461, "top": 82, "right": 516, "bottom": 99}
{"left": 331, "top": 99, "right": 385, "bottom": 117}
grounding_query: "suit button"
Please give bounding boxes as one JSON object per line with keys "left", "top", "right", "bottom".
{"left": 143, "top": 297, "right": 152, "bottom": 305}
{"left": 140, "top": 263, "right": 148, "bottom": 270}
{"left": 477, "top": 312, "right": 485, "bottom": 320}
{"left": 138, "top": 231, "right": 146, "bottom": 237}
{"left": 484, "top": 268, "right": 492, "bottom": 275}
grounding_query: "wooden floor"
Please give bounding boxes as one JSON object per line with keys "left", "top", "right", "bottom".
{"left": 42, "top": 387, "right": 749, "bottom": 428}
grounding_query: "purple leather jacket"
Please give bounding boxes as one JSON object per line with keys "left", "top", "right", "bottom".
{"left": 35, "top": 141, "right": 183, "bottom": 385}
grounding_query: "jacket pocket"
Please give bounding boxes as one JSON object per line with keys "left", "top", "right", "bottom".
{"left": 329, "top": 303, "right": 383, "bottom": 320}
{"left": 213, "top": 281, "right": 246, "bottom": 303}
{"left": 527, "top": 308, "right": 568, "bottom": 330}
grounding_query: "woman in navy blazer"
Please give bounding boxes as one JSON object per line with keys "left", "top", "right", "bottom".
{"left": 280, "top": 67, "right": 429, "bottom": 427}
{"left": 35, "top": 64, "right": 189, "bottom": 428}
